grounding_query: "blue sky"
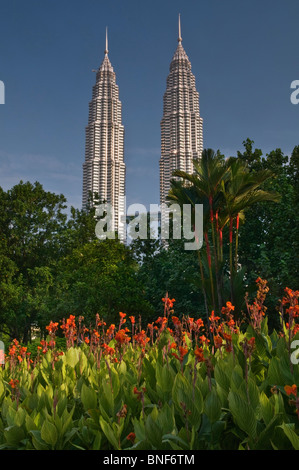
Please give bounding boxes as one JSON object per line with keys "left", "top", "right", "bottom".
{"left": 0, "top": 0, "right": 298, "bottom": 212}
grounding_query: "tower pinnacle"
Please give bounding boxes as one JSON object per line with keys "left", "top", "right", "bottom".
{"left": 105, "top": 27, "right": 109, "bottom": 55}
{"left": 178, "top": 13, "right": 182, "bottom": 43}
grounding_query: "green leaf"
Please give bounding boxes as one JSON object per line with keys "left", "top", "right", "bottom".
{"left": 259, "top": 391, "right": 274, "bottom": 425}
{"left": 81, "top": 383, "right": 97, "bottom": 411}
{"left": 280, "top": 423, "right": 299, "bottom": 450}
{"left": 162, "top": 433, "right": 188, "bottom": 450}
{"left": 214, "top": 363, "right": 230, "bottom": 393}
{"left": 228, "top": 390, "right": 257, "bottom": 439}
{"left": 30, "top": 430, "right": 49, "bottom": 450}
{"left": 65, "top": 347, "right": 80, "bottom": 368}
{"left": 204, "top": 389, "right": 222, "bottom": 423}
{"left": 41, "top": 420, "right": 58, "bottom": 447}
{"left": 99, "top": 417, "right": 120, "bottom": 450}
{"left": 172, "top": 372, "right": 203, "bottom": 430}
{"left": 145, "top": 411, "right": 163, "bottom": 448}
{"left": 25, "top": 414, "right": 37, "bottom": 433}
{"left": 4, "top": 425, "right": 25, "bottom": 446}
{"left": 156, "top": 363, "right": 175, "bottom": 398}
{"left": 253, "top": 413, "right": 282, "bottom": 450}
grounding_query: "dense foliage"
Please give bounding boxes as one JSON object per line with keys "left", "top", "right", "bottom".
{"left": 0, "top": 283, "right": 298, "bottom": 450}
{"left": 0, "top": 139, "right": 298, "bottom": 451}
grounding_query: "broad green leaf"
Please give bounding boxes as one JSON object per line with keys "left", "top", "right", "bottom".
{"left": 30, "top": 430, "right": 49, "bottom": 450}
{"left": 81, "top": 383, "right": 97, "bottom": 411}
{"left": 260, "top": 391, "right": 274, "bottom": 425}
{"left": 41, "top": 420, "right": 58, "bottom": 447}
{"left": 280, "top": 423, "right": 299, "bottom": 450}
{"left": 214, "top": 363, "right": 230, "bottom": 392}
{"left": 204, "top": 389, "right": 222, "bottom": 423}
{"left": 172, "top": 372, "right": 203, "bottom": 430}
{"left": 228, "top": 390, "right": 257, "bottom": 439}
{"left": 145, "top": 412, "right": 163, "bottom": 448}
{"left": 65, "top": 347, "right": 80, "bottom": 368}
{"left": 99, "top": 417, "right": 120, "bottom": 450}
{"left": 4, "top": 425, "right": 25, "bottom": 446}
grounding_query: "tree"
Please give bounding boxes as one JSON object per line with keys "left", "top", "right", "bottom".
{"left": 43, "top": 239, "right": 154, "bottom": 328}
{"left": 237, "top": 140, "right": 299, "bottom": 326}
{"left": 0, "top": 181, "right": 68, "bottom": 341}
{"left": 167, "top": 148, "right": 280, "bottom": 319}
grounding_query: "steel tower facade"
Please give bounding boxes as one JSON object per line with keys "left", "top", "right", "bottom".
{"left": 159, "top": 15, "right": 203, "bottom": 206}
{"left": 82, "top": 29, "right": 125, "bottom": 236}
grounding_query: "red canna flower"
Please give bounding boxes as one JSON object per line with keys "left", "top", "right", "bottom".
{"left": 214, "top": 335, "right": 223, "bottom": 349}
{"left": 115, "top": 329, "right": 131, "bottom": 345}
{"left": 194, "top": 345, "right": 205, "bottom": 362}
{"left": 285, "top": 384, "right": 297, "bottom": 397}
{"left": 199, "top": 334, "right": 210, "bottom": 346}
{"left": 172, "top": 316, "right": 181, "bottom": 326}
{"left": 126, "top": 432, "right": 136, "bottom": 443}
{"left": 133, "top": 386, "right": 146, "bottom": 401}
{"left": 9, "top": 379, "right": 19, "bottom": 389}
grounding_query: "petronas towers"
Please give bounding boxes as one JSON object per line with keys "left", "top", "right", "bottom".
{"left": 82, "top": 17, "right": 203, "bottom": 233}
{"left": 160, "top": 16, "right": 203, "bottom": 206}
{"left": 82, "top": 29, "right": 125, "bottom": 232}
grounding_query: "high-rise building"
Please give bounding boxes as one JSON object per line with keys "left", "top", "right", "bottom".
{"left": 159, "top": 15, "right": 203, "bottom": 207}
{"left": 82, "top": 29, "right": 126, "bottom": 237}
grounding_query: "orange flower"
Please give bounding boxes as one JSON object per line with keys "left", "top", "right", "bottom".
{"left": 179, "top": 346, "right": 188, "bottom": 358}
{"left": 133, "top": 386, "right": 146, "bottom": 400}
{"left": 106, "top": 324, "right": 115, "bottom": 338}
{"left": 172, "top": 346, "right": 188, "bottom": 363}
{"left": 9, "top": 379, "right": 19, "bottom": 389}
{"left": 195, "top": 318, "right": 204, "bottom": 329}
{"left": 46, "top": 321, "right": 59, "bottom": 334}
{"left": 194, "top": 345, "right": 205, "bottom": 362}
{"left": 162, "top": 297, "right": 176, "bottom": 309}
{"left": 134, "top": 330, "right": 150, "bottom": 347}
{"left": 115, "top": 329, "right": 131, "bottom": 345}
{"left": 172, "top": 316, "right": 181, "bottom": 326}
{"left": 199, "top": 334, "right": 210, "bottom": 346}
{"left": 126, "top": 432, "right": 136, "bottom": 443}
{"left": 102, "top": 343, "right": 115, "bottom": 356}
{"left": 284, "top": 384, "right": 297, "bottom": 397}
{"left": 129, "top": 316, "right": 135, "bottom": 324}
{"left": 214, "top": 335, "right": 223, "bottom": 349}
{"left": 209, "top": 311, "right": 220, "bottom": 322}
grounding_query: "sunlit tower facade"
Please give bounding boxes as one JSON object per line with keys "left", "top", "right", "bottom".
{"left": 159, "top": 15, "right": 203, "bottom": 207}
{"left": 82, "top": 29, "right": 125, "bottom": 237}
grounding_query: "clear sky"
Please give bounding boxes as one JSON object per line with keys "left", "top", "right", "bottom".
{"left": 0, "top": 0, "right": 298, "bottom": 211}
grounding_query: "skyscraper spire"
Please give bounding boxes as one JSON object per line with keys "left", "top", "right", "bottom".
{"left": 82, "top": 29, "right": 126, "bottom": 239}
{"left": 105, "top": 26, "right": 108, "bottom": 55}
{"left": 178, "top": 13, "right": 182, "bottom": 43}
{"left": 160, "top": 16, "right": 203, "bottom": 209}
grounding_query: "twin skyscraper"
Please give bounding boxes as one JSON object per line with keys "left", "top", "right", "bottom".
{"left": 82, "top": 16, "right": 204, "bottom": 236}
